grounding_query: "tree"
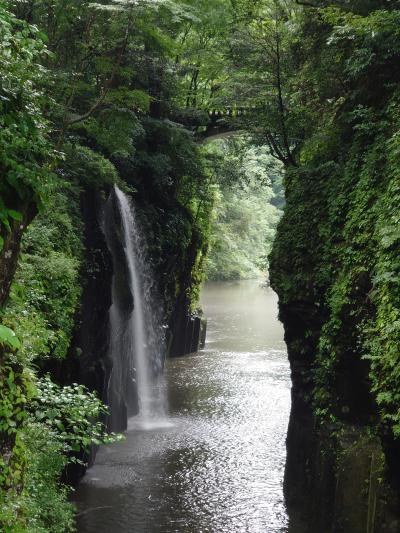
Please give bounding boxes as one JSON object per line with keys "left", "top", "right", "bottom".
{"left": 205, "top": 140, "right": 284, "bottom": 280}
{"left": 225, "top": 0, "right": 302, "bottom": 166}
{"left": 0, "top": 3, "right": 53, "bottom": 307}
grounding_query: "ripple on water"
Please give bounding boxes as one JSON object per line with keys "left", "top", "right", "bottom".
{"left": 74, "top": 282, "right": 292, "bottom": 533}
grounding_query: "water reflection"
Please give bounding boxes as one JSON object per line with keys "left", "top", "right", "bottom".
{"left": 75, "top": 281, "right": 291, "bottom": 532}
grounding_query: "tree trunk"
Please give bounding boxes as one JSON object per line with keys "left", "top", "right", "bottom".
{"left": 0, "top": 202, "right": 37, "bottom": 307}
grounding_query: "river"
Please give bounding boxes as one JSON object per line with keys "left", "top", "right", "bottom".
{"left": 74, "top": 280, "right": 292, "bottom": 532}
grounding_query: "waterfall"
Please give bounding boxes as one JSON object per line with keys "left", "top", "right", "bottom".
{"left": 104, "top": 185, "right": 167, "bottom": 431}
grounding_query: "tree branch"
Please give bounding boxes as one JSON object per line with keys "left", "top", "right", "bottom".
{"left": 55, "top": 11, "right": 133, "bottom": 150}
{"left": 274, "top": 28, "right": 297, "bottom": 167}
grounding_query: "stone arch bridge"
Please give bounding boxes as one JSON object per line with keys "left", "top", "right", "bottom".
{"left": 197, "top": 106, "right": 257, "bottom": 142}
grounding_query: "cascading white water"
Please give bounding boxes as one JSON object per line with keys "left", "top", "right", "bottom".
{"left": 106, "top": 186, "right": 167, "bottom": 429}
{"left": 115, "top": 186, "right": 153, "bottom": 420}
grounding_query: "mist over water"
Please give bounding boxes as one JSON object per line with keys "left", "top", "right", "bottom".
{"left": 75, "top": 280, "right": 292, "bottom": 532}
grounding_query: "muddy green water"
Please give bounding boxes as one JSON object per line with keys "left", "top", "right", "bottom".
{"left": 74, "top": 281, "right": 292, "bottom": 532}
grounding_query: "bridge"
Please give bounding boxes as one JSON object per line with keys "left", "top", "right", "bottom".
{"left": 198, "top": 107, "right": 252, "bottom": 141}
{"left": 195, "top": 105, "right": 298, "bottom": 166}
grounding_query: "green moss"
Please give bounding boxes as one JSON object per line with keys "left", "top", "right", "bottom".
{"left": 270, "top": 9, "right": 400, "bottom": 441}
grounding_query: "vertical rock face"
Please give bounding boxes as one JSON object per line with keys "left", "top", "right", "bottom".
{"left": 270, "top": 163, "right": 400, "bottom": 532}
{"left": 59, "top": 188, "right": 114, "bottom": 481}
{"left": 169, "top": 311, "right": 207, "bottom": 357}
{"left": 167, "top": 227, "right": 207, "bottom": 358}
{"left": 102, "top": 191, "right": 138, "bottom": 432}
{"left": 74, "top": 189, "right": 114, "bottom": 417}
{"left": 73, "top": 186, "right": 207, "bottom": 437}
{"left": 267, "top": 5, "right": 400, "bottom": 531}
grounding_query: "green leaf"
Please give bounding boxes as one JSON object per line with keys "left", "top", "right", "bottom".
{"left": 0, "top": 325, "right": 21, "bottom": 350}
{"left": 7, "top": 209, "right": 23, "bottom": 222}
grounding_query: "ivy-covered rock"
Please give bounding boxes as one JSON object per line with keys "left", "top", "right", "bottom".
{"left": 270, "top": 4, "right": 400, "bottom": 531}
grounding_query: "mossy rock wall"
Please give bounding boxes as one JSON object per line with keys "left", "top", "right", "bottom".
{"left": 270, "top": 108, "right": 400, "bottom": 531}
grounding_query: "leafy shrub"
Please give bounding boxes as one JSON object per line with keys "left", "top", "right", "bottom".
{"left": 0, "top": 374, "right": 123, "bottom": 533}
{"left": 19, "top": 422, "right": 75, "bottom": 533}
{"left": 31, "top": 377, "right": 123, "bottom": 455}
{"left": 3, "top": 178, "right": 83, "bottom": 363}
{"left": 63, "top": 144, "right": 119, "bottom": 189}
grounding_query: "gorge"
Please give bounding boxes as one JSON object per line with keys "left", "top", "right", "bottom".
{"left": 1, "top": 1, "right": 400, "bottom": 532}
{"left": 74, "top": 281, "right": 292, "bottom": 533}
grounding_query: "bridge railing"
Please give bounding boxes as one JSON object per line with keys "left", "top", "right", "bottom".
{"left": 207, "top": 106, "right": 261, "bottom": 119}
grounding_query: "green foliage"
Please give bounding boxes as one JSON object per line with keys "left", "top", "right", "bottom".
{"left": 0, "top": 2, "right": 54, "bottom": 249}
{"left": 0, "top": 365, "right": 32, "bottom": 491}
{"left": 206, "top": 142, "right": 283, "bottom": 281}
{"left": 31, "top": 377, "right": 123, "bottom": 454}
{"left": 3, "top": 177, "right": 84, "bottom": 363}
{"left": 1, "top": 422, "right": 75, "bottom": 533}
{"left": 1, "top": 374, "right": 123, "bottom": 532}
{"left": 269, "top": 2, "right": 400, "bottom": 443}
{"left": 62, "top": 144, "right": 120, "bottom": 190}
{"left": 0, "top": 325, "right": 20, "bottom": 351}
{"left": 173, "top": 0, "right": 233, "bottom": 110}
{"left": 76, "top": 110, "right": 145, "bottom": 159}
{"left": 21, "top": 422, "right": 75, "bottom": 533}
